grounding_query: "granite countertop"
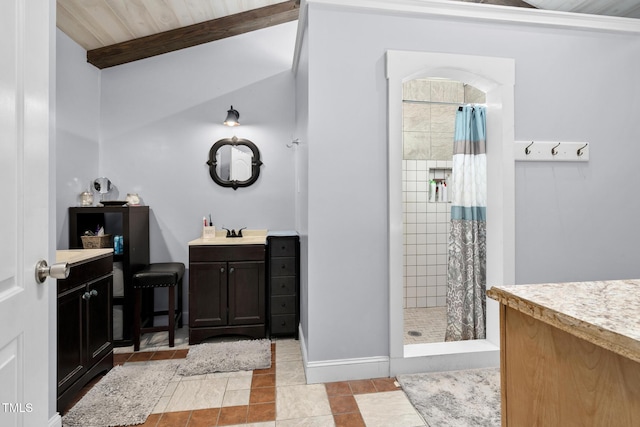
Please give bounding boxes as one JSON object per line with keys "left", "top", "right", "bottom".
{"left": 56, "top": 248, "right": 113, "bottom": 266}
{"left": 487, "top": 280, "right": 640, "bottom": 364}
{"left": 189, "top": 229, "right": 268, "bottom": 246}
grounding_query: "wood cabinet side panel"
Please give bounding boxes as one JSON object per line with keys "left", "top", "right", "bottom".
{"left": 504, "top": 307, "right": 640, "bottom": 426}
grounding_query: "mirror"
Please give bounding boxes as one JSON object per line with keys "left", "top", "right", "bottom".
{"left": 207, "top": 136, "right": 263, "bottom": 190}
{"left": 93, "top": 177, "right": 112, "bottom": 200}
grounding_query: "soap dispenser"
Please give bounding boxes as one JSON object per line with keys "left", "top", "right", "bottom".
{"left": 429, "top": 180, "right": 436, "bottom": 202}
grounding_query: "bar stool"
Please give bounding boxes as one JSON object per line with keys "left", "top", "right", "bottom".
{"left": 132, "top": 262, "right": 185, "bottom": 351}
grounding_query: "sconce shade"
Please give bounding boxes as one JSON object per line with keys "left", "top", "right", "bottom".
{"left": 224, "top": 106, "right": 240, "bottom": 126}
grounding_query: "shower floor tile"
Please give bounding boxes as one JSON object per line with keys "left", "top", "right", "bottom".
{"left": 404, "top": 307, "right": 447, "bottom": 344}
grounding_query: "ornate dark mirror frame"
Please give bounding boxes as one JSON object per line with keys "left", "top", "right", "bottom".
{"left": 206, "top": 136, "right": 263, "bottom": 190}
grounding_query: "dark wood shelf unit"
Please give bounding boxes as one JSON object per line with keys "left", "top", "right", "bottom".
{"left": 267, "top": 235, "right": 300, "bottom": 339}
{"left": 68, "top": 206, "right": 150, "bottom": 346}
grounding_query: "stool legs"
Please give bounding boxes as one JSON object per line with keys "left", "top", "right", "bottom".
{"left": 133, "top": 285, "right": 179, "bottom": 351}
{"left": 133, "top": 288, "right": 143, "bottom": 351}
{"left": 168, "top": 284, "right": 175, "bottom": 348}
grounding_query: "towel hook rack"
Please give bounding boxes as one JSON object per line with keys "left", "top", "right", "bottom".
{"left": 551, "top": 143, "right": 561, "bottom": 156}
{"left": 525, "top": 141, "right": 534, "bottom": 155}
{"left": 577, "top": 143, "right": 588, "bottom": 156}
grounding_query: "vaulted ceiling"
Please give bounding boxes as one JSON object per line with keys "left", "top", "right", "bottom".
{"left": 57, "top": 0, "right": 640, "bottom": 69}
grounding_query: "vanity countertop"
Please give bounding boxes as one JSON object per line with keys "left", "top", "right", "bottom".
{"left": 487, "top": 280, "right": 640, "bottom": 363}
{"left": 56, "top": 248, "right": 113, "bottom": 266}
{"left": 189, "top": 229, "right": 268, "bottom": 246}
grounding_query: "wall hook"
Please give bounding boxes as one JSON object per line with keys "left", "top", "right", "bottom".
{"left": 577, "top": 143, "right": 588, "bottom": 156}
{"left": 286, "top": 138, "right": 300, "bottom": 148}
{"left": 525, "top": 141, "right": 534, "bottom": 155}
{"left": 551, "top": 142, "right": 561, "bottom": 156}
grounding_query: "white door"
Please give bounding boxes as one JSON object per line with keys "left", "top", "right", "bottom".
{"left": 230, "top": 146, "right": 252, "bottom": 181}
{"left": 0, "top": 0, "right": 53, "bottom": 426}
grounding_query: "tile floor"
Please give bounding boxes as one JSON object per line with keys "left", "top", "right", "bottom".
{"left": 404, "top": 307, "right": 447, "bottom": 344}
{"left": 70, "top": 328, "right": 427, "bottom": 427}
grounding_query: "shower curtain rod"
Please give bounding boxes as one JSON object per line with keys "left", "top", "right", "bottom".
{"left": 403, "top": 100, "right": 486, "bottom": 108}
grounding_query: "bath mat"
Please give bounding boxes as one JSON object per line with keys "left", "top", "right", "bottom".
{"left": 177, "top": 339, "right": 271, "bottom": 376}
{"left": 62, "top": 359, "right": 180, "bottom": 427}
{"left": 397, "top": 368, "right": 501, "bottom": 427}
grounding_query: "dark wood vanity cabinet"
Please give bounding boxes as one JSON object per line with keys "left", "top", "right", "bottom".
{"left": 57, "top": 253, "right": 113, "bottom": 413}
{"left": 267, "top": 235, "right": 300, "bottom": 339}
{"left": 189, "top": 244, "right": 266, "bottom": 344}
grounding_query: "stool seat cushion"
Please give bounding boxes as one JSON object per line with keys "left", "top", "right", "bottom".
{"left": 133, "top": 262, "right": 185, "bottom": 288}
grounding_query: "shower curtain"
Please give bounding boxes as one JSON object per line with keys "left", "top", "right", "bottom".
{"left": 445, "top": 105, "right": 487, "bottom": 341}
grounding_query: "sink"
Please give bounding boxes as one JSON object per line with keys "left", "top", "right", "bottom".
{"left": 188, "top": 229, "right": 268, "bottom": 246}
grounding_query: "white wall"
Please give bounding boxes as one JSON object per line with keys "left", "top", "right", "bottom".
{"left": 56, "top": 22, "right": 299, "bottom": 317}
{"left": 298, "top": 0, "right": 640, "bottom": 371}
{"left": 56, "top": 29, "right": 101, "bottom": 250}
{"left": 98, "top": 22, "right": 298, "bottom": 271}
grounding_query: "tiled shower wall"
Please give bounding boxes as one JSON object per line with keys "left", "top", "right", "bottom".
{"left": 402, "top": 79, "right": 485, "bottom": 308}
{"left": 403, "top": 160, "right": 452, "bottom": 308}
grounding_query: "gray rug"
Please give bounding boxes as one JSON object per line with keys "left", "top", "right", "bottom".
{"left": 62, "top": 360, "right": 180, "bottom": 427}
{"left": 177, "top": 339, "right": 271, "bottom": 376}
{"left": 397, "top": 368, "right": 501, "bottom": 427}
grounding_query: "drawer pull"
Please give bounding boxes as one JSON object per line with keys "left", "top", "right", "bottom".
{"left": 281, "top": 321, "right": 287, "bottom": 326}
{"left": 281, "top": 303, "right": 287, "bottom": 308}
{"left": 281, "top": 284, "right": 286, "bottom": 288}
{"left": 281, "top": 264, "right": 286, "bottom": 269}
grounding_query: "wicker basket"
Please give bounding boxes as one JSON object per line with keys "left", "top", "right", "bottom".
{"left": 81, "top": 234, "right": 112, "bottom": 249}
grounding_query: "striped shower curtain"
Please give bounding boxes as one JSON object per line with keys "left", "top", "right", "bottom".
{"left": 445, "top": 105, "right": 487, "bottom": 341}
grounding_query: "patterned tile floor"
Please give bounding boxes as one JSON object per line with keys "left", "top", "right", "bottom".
{"left": 404, "top": 307, "right": 447, "bottom": 345}
{"left": 68, "top": 328, "right": 426, "bottom": 426}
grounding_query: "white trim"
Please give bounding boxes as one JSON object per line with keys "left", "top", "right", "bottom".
{"left": 298, "top": 324, "right": 390, "bottom": 384}
{"left": 386, "top": 50, "right": 515, "bottom": 375}
{"left": 293, "top": 0, "right": 640, "bottom": 73}
{"left": 305, "top": 356, "right": 391, "bottom": 384}
{"left": 49, "top": 413, "right": 62, "bottom": 427}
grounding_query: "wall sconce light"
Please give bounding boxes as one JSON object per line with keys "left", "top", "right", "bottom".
{"left": 223, "top": 105, "right": 240, "bottom": 127}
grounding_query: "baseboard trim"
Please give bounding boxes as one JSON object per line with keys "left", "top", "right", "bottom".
{"left": 298, "top": 325, "right": 390, "bottom": 384}
{"left": 49, "top": 413, "right": 62, "bottom": 427}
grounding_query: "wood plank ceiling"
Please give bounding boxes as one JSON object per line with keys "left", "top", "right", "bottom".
{"left": 57, "top": 0, "right": 640, "bottom": 69}
{"left": 57, "top": 0, "right": 301, "bottom": 69}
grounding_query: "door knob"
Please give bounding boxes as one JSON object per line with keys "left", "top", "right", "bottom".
{"left": 35, "top": 260, "right": 70, "bottom": 284}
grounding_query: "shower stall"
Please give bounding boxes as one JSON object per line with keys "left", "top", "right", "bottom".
{"left": 402, "top": 78, "right": 485, "bottom": 344}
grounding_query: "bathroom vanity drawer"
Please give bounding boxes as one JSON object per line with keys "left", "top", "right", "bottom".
{"left": 270, "top": 314, "right": 296, "bottom": 335}
{"left": 270, "top": 238, "right": 296, "bottom": 257}
{"left": 271, "top": 295, "right": 296, "bottom": 315}
{"left": 270, "top": 277, "right": 295, "bottom": 295}
{"left": 270, "top": 257, "right": 296, "bottom": 277}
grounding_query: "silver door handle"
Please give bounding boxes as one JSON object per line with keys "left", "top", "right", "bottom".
{"left": 35, "top": 260, "right": 70, "bottom": 284}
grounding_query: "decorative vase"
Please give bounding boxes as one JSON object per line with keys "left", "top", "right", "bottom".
{"left": 125, "top": 193, "right": 140, "bottom": 205}
{"left": 80, "top": 191, "right": 94, "bottom": 207}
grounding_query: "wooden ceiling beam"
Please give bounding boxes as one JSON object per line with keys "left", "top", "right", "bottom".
{"left": 87, "top": 0, "right": 300, "bottom": 69}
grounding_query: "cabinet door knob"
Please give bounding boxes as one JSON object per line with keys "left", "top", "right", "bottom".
{"left": 281, "top": 303, "right": 287, "bottom": 307}
{"left": 90, "top": 289, "right": 98, "bottom": 297}
{"left": 220, "top": 267, "right": 225, "bottom": 273}
{"left": 82, "top": 292, "right": 91, "bottom": 300}
{"left": 230, "top": 267, "right": 235, "bottom": 273}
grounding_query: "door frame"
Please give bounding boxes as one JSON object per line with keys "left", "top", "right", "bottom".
{"left": 386, "top": 50, "right": 515, "bottom": 375}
